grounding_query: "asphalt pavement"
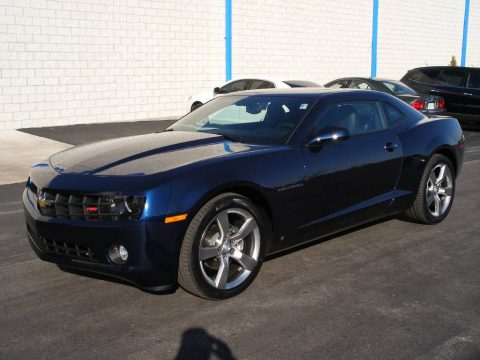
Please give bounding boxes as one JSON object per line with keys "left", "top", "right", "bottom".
{"left": 21, "top": 119, "right": 175, "bottom": 145}
{"left": 1, "top": 123, "right": 479, "bottom": 360}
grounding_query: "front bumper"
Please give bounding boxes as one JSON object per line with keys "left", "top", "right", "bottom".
{"left": 23, "top": 187, "right": 184, "bottom": 291}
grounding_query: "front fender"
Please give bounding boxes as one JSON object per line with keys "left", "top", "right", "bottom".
{"left": 165, "top": 146, "right": 305, "bottom": 249}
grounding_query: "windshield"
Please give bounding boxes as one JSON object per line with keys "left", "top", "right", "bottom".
{"left": 170, "top": 95, "right": 316, "bottom": 145}
{"left": 381, "top": 81, "right": 417, "bottom": 95}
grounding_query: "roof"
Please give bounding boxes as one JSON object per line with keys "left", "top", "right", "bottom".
{"left": 226, "top": 87, "right": 349, "bottom": 96}
{"left": 327, "top": 77, "right": 399, "bottom": 83}
{"left": 221, "top": 87, "right": 369, "bottom": 98}
{"left": 225, "top": 76, "right": 317, "bottom": 85}
{"left": 372, "top": 78, "right": 403, "bottom": 82}
{"left": 408, "top": 66, "right": 479, "bottom": 71}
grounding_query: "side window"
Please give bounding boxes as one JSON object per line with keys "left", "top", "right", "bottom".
{"left": 350, "top": 80, "right": 373, "bottom": 90}
{"left": 438, "top": 70, "right": 465, "bottom": 87}
{"left": 249, "top": 80, "right": 275, "bottom": 90}
{"left": 466, "top": 70, "right": 480, "bottom": 89}
{"left": 326, "top": 80, "right": 349, "bottom": 89}
{"left": 381, "top": 102, "right": 405, "bottom": 127}
{"left": 220, "top": 80, "right": 248, "bottom": 94}
{"left": 310, "top": 101, "right": 385, "bottom": 138}
{"left": 410, "top": 69, "right": 440, "bottom": 84}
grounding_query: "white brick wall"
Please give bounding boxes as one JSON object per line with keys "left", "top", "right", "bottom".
{"left": 0, "top": 0, "right": 477, "bottom": 130}
{"left": 468, "top": 0, "right": 480, "bottom": 67}
{"left": 232, "top": 0, "right": 372, "bottom": 85}
{"left": 0, "top": 0, "right": 224, "bottom": 130}
{"left": 377, "top": 0, "right": 465, "bottom": 79}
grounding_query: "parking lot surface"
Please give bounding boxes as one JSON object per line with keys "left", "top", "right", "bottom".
{"left": 1, "top": 124, "right": 479, "bottom": 359}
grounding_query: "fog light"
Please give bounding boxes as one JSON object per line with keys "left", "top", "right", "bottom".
{"left": 107, "top": 244, "right": 129, "bottom": 264}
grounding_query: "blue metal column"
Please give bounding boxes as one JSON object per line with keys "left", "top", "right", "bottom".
{"left": 225, "top": 0, "right": 232, "bottom": 81}
{"left": 461, "top": 0, "right": 470, "bottom": 67}
{"left": 371, "top": 0, "right": 379, "bottom": 77}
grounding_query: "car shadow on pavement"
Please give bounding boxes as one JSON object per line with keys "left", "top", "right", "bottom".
{"left": 266, "top": 215, "right": 399, "bottom": 261}
{"left": 56, "top": 265, "right": 178, "bottom": 295}
{"left": 174, "top": 328, "right": 236, "bottom": 360}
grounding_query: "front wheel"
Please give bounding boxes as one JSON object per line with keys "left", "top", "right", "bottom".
{"left": 405, "top": 154, "right": 455, "bottom": 224}
{"left": 178, "top": 193, "right": 268, "bottom": 299}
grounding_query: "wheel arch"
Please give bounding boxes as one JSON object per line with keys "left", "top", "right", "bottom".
{"left": 221, "top": 185, "right": 273, "bottom": 223}
{"left": 191, "top": 101, "right": 203, "bottom": 111}
{"left": 184, "top": 182, "right": 275, "bottom": 248}
{"left": 431, "top": 145, "right": 458, "bottom": 176}
{"left": 195, "top": 183, "right": 273, "bottom": 224}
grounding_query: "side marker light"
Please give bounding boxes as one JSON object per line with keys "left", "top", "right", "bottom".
{"left": 165, "top": 214, "right": 188, "bottom": 224}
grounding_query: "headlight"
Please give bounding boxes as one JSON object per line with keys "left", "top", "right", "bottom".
{"left": 97, "top": 195, "right": 146, "bottom": 221}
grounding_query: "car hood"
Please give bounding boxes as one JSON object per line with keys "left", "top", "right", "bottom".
{"left": 49, "top": 131, "right": 261, "bottom": 176}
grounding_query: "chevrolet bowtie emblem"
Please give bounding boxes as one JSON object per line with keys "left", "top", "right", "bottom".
{"left": 37, "top": 193, "right": 54, "bottom": 208}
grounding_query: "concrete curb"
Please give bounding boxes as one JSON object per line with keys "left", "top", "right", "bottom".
{"left": 0, "top": 130, "right": 71, "bottom": 185}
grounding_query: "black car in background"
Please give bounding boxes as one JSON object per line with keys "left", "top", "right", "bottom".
{"left": 401, "top": 66, "right": 480, "bottom": 122}
{"left": 324, "top": 77, "right": 445, "bottom": 115}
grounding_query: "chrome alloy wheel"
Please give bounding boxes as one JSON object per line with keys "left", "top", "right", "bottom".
{"left": 426, "top": 163, "right": 453, "bottom": 217}
{"left": 198, "top": 208, "right": 261, "bottom": 290}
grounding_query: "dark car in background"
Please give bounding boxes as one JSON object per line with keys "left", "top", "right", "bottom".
{"left": 24, "top": 89, "right": 464, "bottom": 300}
{"left": 324, "top": 77, "right": 446, "bottom": 115}
{"left": 401, "top": 66, "right": 480, "bottom": 122}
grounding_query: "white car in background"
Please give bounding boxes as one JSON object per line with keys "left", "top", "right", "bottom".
{"left": 187, "top": 77, "right": 321, "bottom": 112}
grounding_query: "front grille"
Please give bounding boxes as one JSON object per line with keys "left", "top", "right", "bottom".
{"left": 37, "top": 191, "right": 129, "bottom": 221}
{"left": 28, "top": 227, "right": 98, "bottom": 261}
{"left": 28, "top": 180, "right": 144, "bottom": 221}
{"left": 43, "top": 238, "right": 97, "bottom": 261}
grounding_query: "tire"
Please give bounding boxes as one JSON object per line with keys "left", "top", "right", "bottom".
{"left": 191, "top": 102, "right": 203, "bottom": 112}
{"left": 178, "top": 193, "right": 268, "bottom": 299}
{"left": 405, "top": 154, "right": 455, "bottom": 224}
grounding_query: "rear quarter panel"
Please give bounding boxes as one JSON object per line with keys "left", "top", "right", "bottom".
{"left": 395, "top": 115, "right": 464, "bottom": 209}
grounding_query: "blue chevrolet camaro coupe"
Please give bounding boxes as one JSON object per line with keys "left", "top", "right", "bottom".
{"left": 24, "top": 88, "right": 464, "bottom": 299}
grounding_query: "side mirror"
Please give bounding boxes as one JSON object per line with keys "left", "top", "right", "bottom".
{"left": 307, "top": 128, "right": 349, "bottom": 147}
{"left": 213, "top": 87, "right": 221, "bottom": 96}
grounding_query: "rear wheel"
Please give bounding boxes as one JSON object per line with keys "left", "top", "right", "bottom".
{"left": 178, "top": 193, "right": 268, "bottom": 299}
{"left": 405, "top": 154, "right": 455, "bottom": 224}
{"left": 191, "top": 102, "right": 203, "bottom": 112}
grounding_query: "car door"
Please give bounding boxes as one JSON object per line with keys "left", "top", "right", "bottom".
{"left": 299, "top": 100, "right": 403, "bottom": 241}
{"left": 464, "top": 69, "right": 480, "bottom": 115}
{"left": 433, "top": 68, "right": 467, "bottom": 113}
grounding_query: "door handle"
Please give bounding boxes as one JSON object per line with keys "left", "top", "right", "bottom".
{"left": 430, "top": 89, "right": 440, "bottom": 93}
{"left": 384, "top": 142, "right": 399, "bottom": 152}
{"left": 463, "top": 92, "right": 473, "bottom": 96}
